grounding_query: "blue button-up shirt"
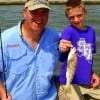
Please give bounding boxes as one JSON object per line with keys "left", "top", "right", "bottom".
{"left": 0, "top": 20, "right": 60, "bottom": 100}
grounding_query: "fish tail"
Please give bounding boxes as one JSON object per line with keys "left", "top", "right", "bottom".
{"left": 64, "top": 84, "right": 71, "bottom": 94}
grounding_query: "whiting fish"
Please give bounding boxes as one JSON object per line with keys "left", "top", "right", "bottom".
{"left": 64, "top": 47, "right": 77, "bottom": 95}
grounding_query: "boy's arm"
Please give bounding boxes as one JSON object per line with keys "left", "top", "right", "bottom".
{"left": 59, "top": 39, "right": 73, "bottom": 62}
{"left": 0, "top": 80, "right": 11, "bottom": 100}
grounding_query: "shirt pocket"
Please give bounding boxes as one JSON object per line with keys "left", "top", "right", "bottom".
{"left": 7, "top": 47, "right": 29, "bottom": 75}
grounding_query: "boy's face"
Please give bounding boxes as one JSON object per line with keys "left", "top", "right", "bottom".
{"left": 66, "top": 7, "right": 87, "bottom": 30}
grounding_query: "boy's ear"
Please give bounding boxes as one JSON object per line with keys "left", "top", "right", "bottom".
{"left": 84, "top": 9, "right": 87, "bottom": 15}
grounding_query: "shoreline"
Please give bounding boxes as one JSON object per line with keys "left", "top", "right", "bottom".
{"left": 0, "top": 0, "right": 100, "bottom": 5}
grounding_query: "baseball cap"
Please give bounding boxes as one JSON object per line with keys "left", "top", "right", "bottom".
{"left": 24, "top": 0, "right": 51, "bottom": 11}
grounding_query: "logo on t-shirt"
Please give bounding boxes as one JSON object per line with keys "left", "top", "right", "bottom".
{"left": 77, "top": 38, "right": 92, "bottom": 63}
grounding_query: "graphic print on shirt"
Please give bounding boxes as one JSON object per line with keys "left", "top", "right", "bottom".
{"left": 77, "top": 38, "right": 92, "bottom": 64}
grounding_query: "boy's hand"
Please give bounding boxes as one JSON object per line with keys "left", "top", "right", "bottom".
{"left": 59, "top": 39, "right": 73, "bottom": 52}
{"left": 90, "top": 72, "right": 100, "bottom": 88}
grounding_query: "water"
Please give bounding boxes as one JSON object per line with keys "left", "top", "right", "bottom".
{"left": 0, "top": 4, "right": 100, "bottom": 75}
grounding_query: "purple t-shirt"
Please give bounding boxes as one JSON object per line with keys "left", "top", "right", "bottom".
{"left": 59, "top": 25, "right": 96, "bottom": 85}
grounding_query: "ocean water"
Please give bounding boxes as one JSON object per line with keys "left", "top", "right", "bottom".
{"left": 0, "top": 4, "right": 100, "bottom": 75}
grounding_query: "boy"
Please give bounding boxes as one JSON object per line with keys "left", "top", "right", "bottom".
{"left": 58, "top": 0, "right": 100, "bottom": 100}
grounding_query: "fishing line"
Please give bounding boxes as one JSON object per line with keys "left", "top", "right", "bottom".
{"left": 46, "top": 39, "right": 60, "bottom": 49}
{"left": 0, "top": 27, "right": 8, "bottom": 98}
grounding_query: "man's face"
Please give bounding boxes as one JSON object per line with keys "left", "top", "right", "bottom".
{"left": 24, "top": 8, "right": 49, "bottom": 33}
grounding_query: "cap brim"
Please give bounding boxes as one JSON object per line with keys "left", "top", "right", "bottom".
{"left": 28, "top": 4, "right": 51, "bottom": 11}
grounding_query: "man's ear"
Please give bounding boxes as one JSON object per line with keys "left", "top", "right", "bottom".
{"left": 23, "top": 8, "right": 27, "bottom": 18}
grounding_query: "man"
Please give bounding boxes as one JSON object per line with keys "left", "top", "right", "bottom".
{"left": 0, "top": 0, "right": 60, "bottom": 100}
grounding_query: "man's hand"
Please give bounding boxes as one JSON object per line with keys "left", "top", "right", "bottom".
{"left": 2, "top": 93, "right": 12, "bottom": 100}
{"left": 90, "top": 72, "right": 100, "bottom": 88}
{"left": 59, "top": 39, "right": 73, "bottom": 52}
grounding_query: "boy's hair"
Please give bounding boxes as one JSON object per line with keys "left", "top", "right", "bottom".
{"left": 65, "top": 0, "right": 86, "bottom": 16}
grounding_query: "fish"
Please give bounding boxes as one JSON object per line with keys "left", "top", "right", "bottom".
{"left": 64, "top": 47, "right": 77, "bottom": 95}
